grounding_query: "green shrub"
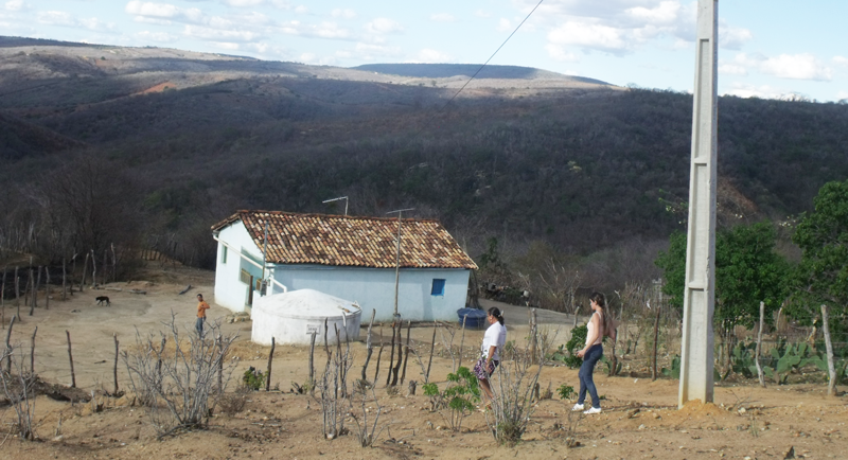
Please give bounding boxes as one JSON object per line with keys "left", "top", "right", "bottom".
{"left": 243, "top": 366, "right": 266, "bottom": 391}
{"left": 556, "top": 384, "right": 574, "bottom": 400}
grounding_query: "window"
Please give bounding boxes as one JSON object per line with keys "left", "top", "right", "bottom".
{"left": 431, "top": 279, "right": 445, "bottom": 296}
{"left": 221, "top": 245, "right": 228, "bottom": 264}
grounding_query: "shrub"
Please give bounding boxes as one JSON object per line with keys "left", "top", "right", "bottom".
{"left": 556, "top": 384, "right": 575, "bottom": 400}
{"left": 242, "top": 367, "right": 265, "bottom": 391}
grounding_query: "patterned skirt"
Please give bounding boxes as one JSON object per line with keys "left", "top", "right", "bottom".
{"left": 473, "top": 356, "right": 499, "bottom": 380}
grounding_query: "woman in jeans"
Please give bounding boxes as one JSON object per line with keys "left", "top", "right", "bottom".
{"left": 572, "top": 292, "right": 612, "bottom": 415}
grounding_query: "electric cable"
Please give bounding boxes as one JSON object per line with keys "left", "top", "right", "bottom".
{"left": 442, "top": 0, "right": 545, "bottom": 109}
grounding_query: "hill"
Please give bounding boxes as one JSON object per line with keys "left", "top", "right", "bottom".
{"left": 1, "top": 37, "right": 847, "bottom": 285}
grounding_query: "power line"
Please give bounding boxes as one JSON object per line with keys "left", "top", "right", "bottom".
{"left": 442, "top": 0, "right": 545, "bottom": 109}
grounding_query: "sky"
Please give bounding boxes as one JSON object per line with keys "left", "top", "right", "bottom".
{"left": 2, "top": 0, "right": 847, "bottom": 102}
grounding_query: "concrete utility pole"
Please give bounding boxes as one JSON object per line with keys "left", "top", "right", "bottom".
{"left": 679, "top": 0, "right": 718, "bottom": 408}
{"left": 387, "top": 208, "right": 414, "bottom": 318}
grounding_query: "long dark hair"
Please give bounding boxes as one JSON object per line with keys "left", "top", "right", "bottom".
{"left": 589, "top": 292, "right": 611, "bottom": 336}
{"left": 487, "top": 307, "right": 505, "bottom": 325}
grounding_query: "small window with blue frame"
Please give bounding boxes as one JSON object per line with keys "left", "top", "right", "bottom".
{"left": 431, "top": 279, "right": 445, "bottom": 296}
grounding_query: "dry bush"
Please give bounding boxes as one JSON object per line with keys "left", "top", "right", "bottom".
{"left": 318, "top": 324, "right": 354, "bottom": 440}
{"left": 348, "top": 383, "right": 387, "bottom": 447}
{"left": 485, "top": 324, "right": 555, "bottom": 446}
{"left": 122, "top": 314, "right": 237, "bottom": 438}
{"left": 0, "top": 348, "right": 38, "bottom": 441}
{"left": 217, "top": 389, "right": 248, "bottom": 417}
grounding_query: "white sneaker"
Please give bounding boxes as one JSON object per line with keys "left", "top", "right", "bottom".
{"left": 571, "top": 403, "right": 584, "bottom": 411}
{"left": 583, "top": 407, "right": 602, "bottom": 415}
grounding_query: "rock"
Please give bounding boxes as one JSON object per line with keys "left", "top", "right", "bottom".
{"left": 784, "top": 446, "right": 796, "bottom": 459}
{"left": 52, "top": 435, "right": 64, "bottom": 443}
{"left": 627, "top": 408, "right": 640, "bottom": 419}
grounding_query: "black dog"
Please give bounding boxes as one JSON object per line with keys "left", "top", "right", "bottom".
{"left": 96, "top": 296, "right": 110, "bottom": 306}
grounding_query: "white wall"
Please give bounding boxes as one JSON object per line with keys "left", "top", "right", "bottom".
{"left": 214, "top": 222, "right": 264, "bottom": 313}
{"left": 269, "top": 265, "right": 470, "bottom": 322}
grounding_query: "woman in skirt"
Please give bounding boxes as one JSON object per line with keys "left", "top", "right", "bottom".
{"left": 475, "top": 307, "right": 506, "bottom": 408}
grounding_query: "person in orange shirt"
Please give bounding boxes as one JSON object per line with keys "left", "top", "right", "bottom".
{"left": 196, "top": 293, "right": 210, "bottom": 336}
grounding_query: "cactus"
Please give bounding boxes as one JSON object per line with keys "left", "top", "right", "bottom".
{"left": 730, "top": 341, "right": 757, "bottom": 379}
{"left": 762, "top": 342, "right": 814, "bottom": 385}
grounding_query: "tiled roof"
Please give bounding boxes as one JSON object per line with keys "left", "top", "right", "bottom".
{"left": 211, "top": 210, "right": 478, "bottom": 270}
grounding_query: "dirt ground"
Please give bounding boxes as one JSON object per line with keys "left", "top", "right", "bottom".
{"left": 1, "top": 263, "right": 846, "bottom": 460}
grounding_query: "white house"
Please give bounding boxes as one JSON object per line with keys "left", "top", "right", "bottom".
{"left": 210, "top": 210, "right": 478, "bottom": 322}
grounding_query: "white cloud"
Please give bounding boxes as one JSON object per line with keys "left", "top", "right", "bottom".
{"left": 548, "top": 20, "right": 630, "bottom": 55}
{"left": 183, "top": 24, "right": 261, "bottom": 42}
{"left": 37, "top": 10, "right": 114, "bottom": 31}
{"left": 365, "top": 17, "right": 403, "bottom": 34}
{"left": 724, "top": 82, "right": 807, "bottom": 100}
{"left": 293, "top": 5, "right": 307, "bottom": 14}
{"left": 331, "top": 8, "right": 355, "bottom": 19}
{"left": 134, "top": 16, "right": 172, "bottom": 25}
{"left": 833, "top": 56, "right": 848, "bottom": 67}
{"left": 718, "top": 22, "right": 752, "bottom": 50}
{"left": 545, "top": 43, "right": 578, "bottom": 62}
{"left": 837, "top": 90, "right": 848, "bottom": 101}
{"left": 496, "top": 18, "right": 512, "bottom": 32}
{"left": 5, "top": 0, "right": 23, "bottom": 12}
{"left": 725, "top": 52, "right": 832, "bottom": 81}
{"left": 136, "top": 30, "right": 176, "bottom": 42}
{"left": 125, "top": 1, "right": 180, "bottom": 19}
{"left": 312, "top": 21, "right": 350, "bottom": 39}
{"left": 718, "top": 63, "right": 747, "bottom": 76}
{"left": 474, "top": 9, "right": 491, "bottom": 18}
{"left": 430, "top": 13, "right": 455, "bottom": 22}
{"left": 226, "top": 0, "right": 264, "bottom": 7}
{"left": 38, "top": 10, "right": 74, "bottom": 26}
{"left": 352, "top": 42, "right": 402, "bottom": 61}
{"left": 214, "top": 42, "right": 240, "bottom": 50}
{"left": 760, "top": 53, "right": 832, "bottom": 81}
{"left": 409, "top": 48, "right": 451, "bottom": 63}
{"left": 625, "top": 1, "right": 680, "bottom": 25}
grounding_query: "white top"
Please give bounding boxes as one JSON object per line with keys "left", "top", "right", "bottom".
{"left": 481, "top": 322, "right": 507, "bottom": 361}
{"left": 585, "top": 311, "right": 603, "bottom": 347}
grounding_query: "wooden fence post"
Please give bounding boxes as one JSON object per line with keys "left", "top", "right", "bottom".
{"left": 821, "top": 305, "right": 837, "bottom": 396}
{"left": 391, "top": 317, "right": 403, "bottom": 386}
{"left": 62, "top": 258, "right": 67, "bottom": 301}
{"left": 4, "top": 315, "right": 15, "bottom": 372}
{"left": 308, "top": 331, "right": 317, "bottom": 386}
{"left": 28, "top": 266, "right": 35, "bottom": 316}
{"left": 651, "top": 304, "right": 661, "bottom": 381}
{"left": 81, "top": 253, "right": 89, "bottom": 292}
{"left": 425, "top": 324, "right": 437, "bottom": 384}
{"left": 265, "top": 336, "right": 276, "bottom": 391}
{"left": 66, "top": 330, "right": 76, "bottom": 388}
{"left": 90, "top": 249, "right": 97, "bottom": 289}
{"left": 1, "top": 265, "right": 6, "bottom": 325}
{"left": 387, "top": 320, "right": 397, "bottom": 386}
{"left": 374, "top": 343, "right": 384, "bottom": 385}
{"left": 755, "top": 302, "right": 765, "bottom": 387}
{"left": 45, "top": 267, "right": 50, "bottom": 311}
{"left": 360, "top": 310, "right": 376, "bottom": 382}
{"left": 30, "top": 326, "right": 37, "bottom": 374}
{"left": 400, "top": 320, "right": 411, "bottom": 385}
{"left": 216, "top": 336, "right": 223, "bottom": 394}
{"left": 113, "top": 334, "right": 120, "bottom": 395}
{"left": 458, "top": 315, "right": 467, "bottom": 370}
{"left": 15, "top": 270, "right": 20, "bottom": 318}
{"left": 530, "top": 308, "right": 538, "bottom": 365}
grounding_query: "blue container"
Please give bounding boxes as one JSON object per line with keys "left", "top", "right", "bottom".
{"left": 457, "top": 308, "right": 487, "bottom": 329}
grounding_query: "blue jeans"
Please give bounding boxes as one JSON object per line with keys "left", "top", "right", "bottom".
{"left": 196, "top": 317, "right": 206, "bottom": 336}
{"left": 578, "top": 344, "right": 603, "bottom": 409}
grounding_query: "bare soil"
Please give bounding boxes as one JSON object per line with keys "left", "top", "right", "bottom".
{"left": 1, "top": 263, "right": 846, "bottom": 459}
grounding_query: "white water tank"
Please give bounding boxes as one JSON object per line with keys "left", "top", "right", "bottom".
{"left": 251, "top": 289, "right": 362, "bottom": 346}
